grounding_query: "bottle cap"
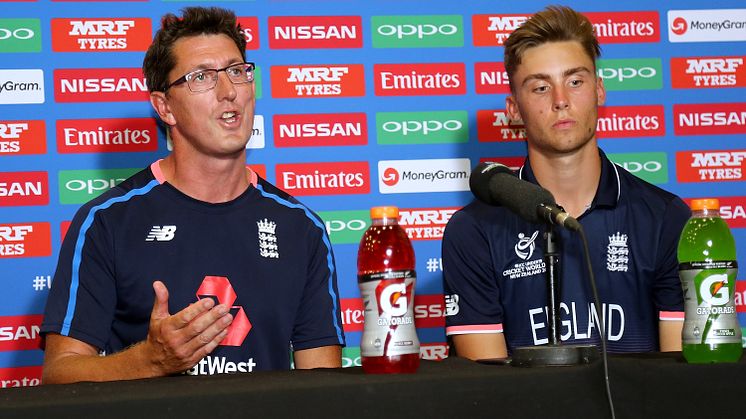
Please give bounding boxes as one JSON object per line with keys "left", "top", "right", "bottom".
{"left": 371, "top": 206, "right": 399, "bottom": 219}
{"left": 690, "top": 198, "right": 720, "bottom": 211}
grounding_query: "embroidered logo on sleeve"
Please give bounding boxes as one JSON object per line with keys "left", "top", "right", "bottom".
{"left": 257, "top": 218, "right": 279, "bottom": 258}
{"left": 606, "top": 232, "right": 629, "bottom": 272}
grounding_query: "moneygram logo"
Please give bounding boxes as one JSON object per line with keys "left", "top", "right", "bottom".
{"left": 0, "top": 18, "right": 41, "bottom": 52}
{"left": 54, "top": 68, "right": 148, "bottom": 102}
{"left": 376, "top": 111, "right": 468, "bottom": 145}
{"left": 57, "top": 118, "right": 157, "bottom": 153}
{"left": 0, "top": 69, "right": 44, "bottom": 105}
{"left": 585, "top": 12, "right": 659, "bottom": 43}
{"left": 399, "top": 207, "right": 458, "bottom": 240}
{"left": 472, "top": 14, "right": 529, "bottom": 46}
{"left": 475, "top": 62, "right": 510, "bottom": 94}
{"left": 0, "top": 366, "right": 42, "bottom": 388}
{"left": 270, "top": 65, "right": 364, "bottom": 98}
{"left": 0, "top": 171, "right": 48, "bottom": 207}
{"left": 277, "top": 161, "right": 369, "bottom": 196}
{"left": 274, "top": 113, "right": 367, "bottom": 147}
{"left": 608, "top": 152, "right": 668, "bottom": 184}
{"left": 0, "top": 120, "right": 46, "bottom": 155}
{"left": 0, "top": 315, "right": 42, "bottom": 351}
{"left": 237, "top": 17, "right": 260, "bottom": 50}
{"left": 674, "top": 103, "right": 746, "bottom": 136}
{"left": 269, "top": 16, "right": 362, "bottom": 49}
{"left": 668, "top": 9, "right": 746, "bottom": 42}
{"left": 51, "top": 18, "right": 152, "bottom": 51}
{"left": 374, "top": 63, "right": 466, "bottom": 96}
{"left": 671, "top": 56, "right": 746, "bottom": 88}
{"left": 676, "top": 150, "right": 746, "bottom": 182}
{"left": 597, "top": 58, "right": 662, "bottom": 91}
{"left": 597, "top": 105, "right": 665, "bottom": 138}
{"left": 58, "top": 168, "right": 139, "bottom": 204}
{"left": 477, "top": 109, "right": 525, "bottom": 142}
{"left": 0, "top": 222, "right": 51, "bottom": 258}
{"left": 372, "top": 15, "right": 463, "bottom": 48}
{"left": 319, "top": 210, "right": 369, "bottom": 244}
{"left": 378, "top": 158, "right": 470, "bottom": 194}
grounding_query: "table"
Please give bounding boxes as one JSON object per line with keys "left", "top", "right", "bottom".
{"left": 1, "top": 352, "right": 744, "bottom": 418}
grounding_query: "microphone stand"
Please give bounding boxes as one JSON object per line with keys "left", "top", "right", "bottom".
{"left": 510, "top": 225, "right": 599, "bottom": 367}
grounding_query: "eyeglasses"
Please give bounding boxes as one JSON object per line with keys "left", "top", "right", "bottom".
{"left": 165, "top": 62, "right": 255, "bottom": 93}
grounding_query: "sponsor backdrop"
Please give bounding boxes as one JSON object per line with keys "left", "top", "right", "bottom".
{"left": 0, "top": 0, "right": 745, "bottom": 386}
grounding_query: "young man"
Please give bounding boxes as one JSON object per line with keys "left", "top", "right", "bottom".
{"left": 442, "top": 6, "right": 690, "bottom": 359}
{"left": 41, "top": 7, "right": 345, "bottom": 383}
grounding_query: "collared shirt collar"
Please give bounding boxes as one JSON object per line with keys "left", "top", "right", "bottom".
{"left": 517, "top": 148, "right": 621, "bottom": 211}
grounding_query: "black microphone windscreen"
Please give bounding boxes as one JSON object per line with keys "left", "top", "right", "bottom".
{"left": 470, "top": 161, "right": 557, "bottom": 224}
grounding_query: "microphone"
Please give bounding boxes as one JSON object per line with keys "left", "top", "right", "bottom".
{"left": 469, "top": 162, "right": 581, "bottom": 231}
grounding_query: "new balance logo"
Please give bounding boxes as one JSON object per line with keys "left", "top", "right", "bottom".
{"left": 146, "top": 225, "right": 176, "bottom": 242}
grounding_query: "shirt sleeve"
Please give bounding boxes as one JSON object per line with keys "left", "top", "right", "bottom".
{"left": 41, "top": 204, "right": 117, "bottom": 350}
{"left": 442, "top": 206, "right": 504, "bottom": 335}
{"left": 653, "top": 196, "right": 691, "bottom": 319}
{"left": 290, "top": 216, "right": 346, "bottom": 351}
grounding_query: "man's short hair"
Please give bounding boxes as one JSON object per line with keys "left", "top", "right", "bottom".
{"left": 504, "top": 5, "right": 600, "bottom": 91}
{"left": 143, "top": 7, "right": 246, "bottom": 93}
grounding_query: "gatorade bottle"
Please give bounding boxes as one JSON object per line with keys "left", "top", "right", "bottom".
{"left": 357, "top": 206, "right": 420, "bottom": 373}
{"left": 678, "top": 198, "right": 742, "bottom": 363}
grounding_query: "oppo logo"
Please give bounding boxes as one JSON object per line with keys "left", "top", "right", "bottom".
{"left": 382, "top": 119, "right": 462, "bottom": 136}
{"left": 65, "top": 177, "right": 125, "bottom": 194}
{"left": 341, "top": 355, "right": 362, "bottom": 368}
{"left": 621, "top": 160, "right": 662, "bottom": 173}
{"left": 377, "top": 24, "right": 457, "bottom": 39}
{"left": 0, "top": 28, "right": 34, "bottom": 40}
{"left": 598, "top": 66, "right": 656, "bottom": 82}
{"left": 325, "top": 219, "right": 367, "bottom": 233}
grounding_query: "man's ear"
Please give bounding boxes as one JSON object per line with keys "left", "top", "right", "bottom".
{"left": 149, "top": 91, "right": 176, "bottom": 127}
{"left": 505, "top": 94, "right": 523, "bottom": 124}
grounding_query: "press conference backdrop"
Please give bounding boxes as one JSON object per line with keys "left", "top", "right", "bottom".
{"left": 1, "top": 0, "right": 745, "bottom": 387}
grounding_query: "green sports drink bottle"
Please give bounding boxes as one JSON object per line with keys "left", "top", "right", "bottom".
{"left": 678, "top": 198, "right": 742, "bottom": 363}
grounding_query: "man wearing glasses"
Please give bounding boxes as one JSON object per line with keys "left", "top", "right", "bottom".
{"left": 41, "top": 7, "right": 345, "bottom": 383}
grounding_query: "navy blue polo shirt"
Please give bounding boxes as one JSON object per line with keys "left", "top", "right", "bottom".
{"left": 42, "top": 161, "right": 345, "bottom": 373}
{"left": 442, "top": 149, "right": 690, "bottom": 353}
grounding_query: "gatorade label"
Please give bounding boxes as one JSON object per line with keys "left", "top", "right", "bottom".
{"left": 680, "top": 260, "right": 741, "bottom": 345}
{"left": 358, "top": 270, "right": 419, "bottom": 357}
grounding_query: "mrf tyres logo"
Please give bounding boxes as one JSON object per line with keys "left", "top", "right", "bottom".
{"left": 0, "top": 171, "right": 48, "bottom": 207}
{"left": 668, "top": 9, "right": 746, "bottom": 43}
{"left": 376, "top": 111, "right": 468, "bottom": 145}
{"left": 269, "top": 16, "right": 362, "bottom": 49}
{"left": 0, "top": 69, "right": 44, "bottom": 105}
{"left": 51, "top": 18, "right": 152, "bottom": 51}
{"left": 0, "top": 18, "right": 41, "bottom": 52}
{"left": 0, "top": 120, "right": 46, "bottom": 155}
{"left": 671, "top": 56, "right": 746, "bottom": 88}
{"left": 186, "top": 275, "right": 254, "bottom": 375}
{"left": 270, "top": 64, "right": 364, "bottom": 98}
{"left": 608, "top": 152, "right": 668, "bottom": 185}
{"left": 674, "top": 103, "right": 746, "bottom": 136}
{"left": 398, "top": 207, "right": 458, "bottom": 240}
{"left": 0, "top": 222, "right": 51, "bottom": 258}
{"left": 58, "top": 168, "right": 139, "bottom": 204}
{"left": 277, "top": 161, "right": 369, "bottom": 196}
{"left": 477, "top": 109, "right": 525, "bottom": 142}
{"left": 378, "top": 158, "right": 470, "bottom": 194}
{"left": 596, "top": 58, "right": 662, "bottom": 91}
{"left": 374, "top": 63, "right": 465, "bottom": 96}
{"left": 676, "top": 150, "right": 746, "bottom": 183}
{"left": 371, "top": 15, "right": 463, "bottom": 48}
